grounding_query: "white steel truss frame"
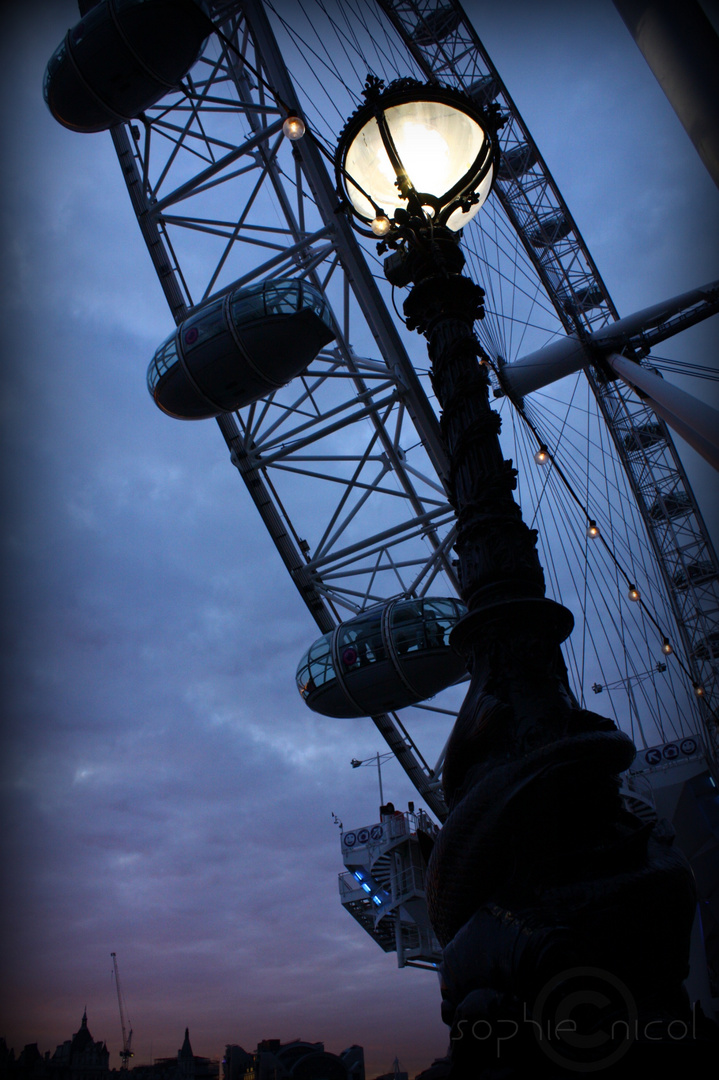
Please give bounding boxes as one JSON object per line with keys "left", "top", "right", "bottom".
{"left": 100, "top": 0, "right": 717, "bottom": 813}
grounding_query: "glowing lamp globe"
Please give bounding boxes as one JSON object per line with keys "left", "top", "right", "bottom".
{"left": 282, "top": 114, "right": 305, "bottom": 140}
{"left": 335, "top": 78, "right": 497, "bottom": 235}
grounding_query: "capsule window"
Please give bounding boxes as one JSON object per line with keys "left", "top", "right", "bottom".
{"left": 147, "top": 335, "right": 179, "bottom": 393}
{"left": 228, "top": 279, "right": 332, "bottom": 332}
{"left": 296, "top": 634, "right": 336, "bottom": 699}
{"left": 264, "top": 282, "right": 301, "bottom": 317}
{"left": 229, "top": 286, "right": 268, "bottom": 326}
{"left": 43, "top": 43, "right": 66, "bottom": 102}
{"left": 422, "top": 598, "right": 460, "bottom": 647}
{"left": 338, "top": 612, "right": 385, "bottom": 668}
{"left": 390, "top": 601, "right": 424, "bottom": 655}
{"left": 182, "top": 297, "right": 226, "bottom": 353}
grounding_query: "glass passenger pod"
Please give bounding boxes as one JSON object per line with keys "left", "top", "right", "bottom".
{"left": 43, "top": 0, "right": 212, "bottom": 133}
{"left": 147, "top": 279, "right": 335, "bottom": 420}
{"left": 296, "top": 597, "right": 468, "bottom": 718}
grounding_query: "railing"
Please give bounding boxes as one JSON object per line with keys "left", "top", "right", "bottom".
{"left": 341, "top": 808, "right": 440, "bottom": 854}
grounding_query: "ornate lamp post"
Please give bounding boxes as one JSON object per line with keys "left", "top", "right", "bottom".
{"left": 336, "top": 77, "right": 702, "bottom": 1075}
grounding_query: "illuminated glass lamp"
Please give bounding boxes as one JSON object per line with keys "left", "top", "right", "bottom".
{"left": 44, "top": 0, "right": 212, "bottom": 133}
{"left": 335, "top": 78, "right": 497, "bottom": 237}
{"left": 282, "top": 115, "right": 306, "bottom": 140}
{"left": 147, "top": 278, "right": 335, "bottom": 420}
{"left": 296, "top": 597, "right": 468, "bottom": 718}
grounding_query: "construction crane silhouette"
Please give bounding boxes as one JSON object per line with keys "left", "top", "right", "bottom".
{"left": 110, "top": 952, "right": 133, "bottom": 1069}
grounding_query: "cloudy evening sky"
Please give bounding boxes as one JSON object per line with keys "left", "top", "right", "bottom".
{"left": 1, "top": 2, "right": 717, "bottom": 1077}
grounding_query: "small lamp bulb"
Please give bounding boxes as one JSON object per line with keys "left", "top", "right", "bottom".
{"left": 283, "top": 115, "right": 305, "bottom": 140}
{"left": 694, "top": 682, "right": 705, "bottom": 698}
{"left": 661, "top": 637, "right": 673, "bottom": 655}
{"left": 371, "top": 214, "right": 391, "bottom": 237}
{"left": 628, "top": 584, "right": 640, "bottom": 602}
{"left": 587, "top": 520, "right": 600, "bottom": 539}
{"left": 534, "top": 445, "right": 549, "bottom": 465}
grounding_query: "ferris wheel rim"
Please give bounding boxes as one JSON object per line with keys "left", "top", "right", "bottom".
{"left": 58, "top": 0, "right": 718, "bottom": 803}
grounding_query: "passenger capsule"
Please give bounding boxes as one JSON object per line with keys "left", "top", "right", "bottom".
{"left": 467, "top": 76, "right": 498, "bottom": 107}
{"left": 693, "top": 632, "right": 719, "bottom": 661}
{"left": 528, "top": 213, "right": 572, "bottom": 248}
{"left": 673, "top": 560, "right": 716, "bottom": 590}
{"left": 296, "top": 597, "right": 468, "bottom": 719}
{"left": 623, "top": 423, "right": 665, "bottom": 453}
{"left": 497, "top": 143, "right": 537, "bottom": 181}
{"left": 43, "top": 0, "right": 212, "bottom": 133}
{"left": 148, "top": 279, "right": 335, "bottom": 420}
{"left": 559, "top": 284, "right": 605, "bottom": 314}
{"left": 411, "top": 6, "right": 461, "bottom": 45}
{"left": 648, "top": 491, "right": 692, "bottom": 521}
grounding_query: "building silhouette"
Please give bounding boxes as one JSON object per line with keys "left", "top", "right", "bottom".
{"left": 49, "top": 1012, "right": 109, "bottom": 1080}
{"left": 131, "top": 1030, "right": 217, "bottom": 1080}
{"left": 223, "top": 1040, "right": 364, "bottom": 1080}
{"left": 0, "top": 1013, "right": 110, "bottom": 1080}
{"left": 3, "top": 1024, "right": 370, "bottom": 1080}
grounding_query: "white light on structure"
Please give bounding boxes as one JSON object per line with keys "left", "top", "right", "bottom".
{"left": 587, "top": 520, "right": 600, "bottom": 539}
{"left": 628, "top": 584, "right": 640, "bottom": 602}
{"left": 283, "top": 115, "right": 305, "bottom": 140}
{"left": 371, "top": 214, "right": 392, "bottom": 236}
{"left": 661, "top": 637, "right": 673, "bottom": 655}
{"left": 534, "top": 446, "right": 549, "bottom": 465}
{"left": 336, "top": 79, "right": 497, "bottom": 235}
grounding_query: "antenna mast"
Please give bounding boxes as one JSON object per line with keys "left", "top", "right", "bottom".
{"left": 110, "top": 952, "right": 133, "bottom": 1070}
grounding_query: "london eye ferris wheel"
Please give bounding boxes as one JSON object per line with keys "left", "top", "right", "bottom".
{"left": 42, "top": 0, "right": 719, "bottom": 956}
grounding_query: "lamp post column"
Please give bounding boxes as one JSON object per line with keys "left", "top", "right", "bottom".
{"left": 391, "top": 232, "right": 698, "bottom": 1074}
